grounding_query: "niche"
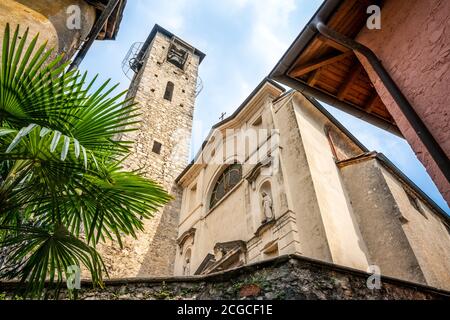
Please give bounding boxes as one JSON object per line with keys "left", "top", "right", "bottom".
{"left": 259, "top": 180, "right": 274, "bottom": 224}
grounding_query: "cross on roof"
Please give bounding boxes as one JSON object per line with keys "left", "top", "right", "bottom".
{"left": 219, "top": 112, "right": 227, "bottom": 121}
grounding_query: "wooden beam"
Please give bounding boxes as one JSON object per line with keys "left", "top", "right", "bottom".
{"left": 85, "top": 0, "right": 107, "bottom": 10}
{"left": 337, "top": 64, "right": 361, "bottom": 100}
{"left": 325, "top": 126, "right": 339, "bottom": 161}
{"left": 356, "top": 0, "right": 373, "bottom": 7}
{"left": 307, "top": 67, "right": 323, "bottom": 86}
{"left": 290, "top": 51, "right": 353, "bottom": 78}
{"left": 365, "top": 92, "right": 379, "bottom": 113}
{"left": 317, "top": 35, "right": 350, "bottom": 52}
{"left": 105, "top": 0, "right": 122, "bottom": 38}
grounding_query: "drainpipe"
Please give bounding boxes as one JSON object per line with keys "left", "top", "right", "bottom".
{"left": 312, "top": 20, "right": 450, "bottom": 183}
{"left": 68, "top": 0, "right": 120, "bottom": 71}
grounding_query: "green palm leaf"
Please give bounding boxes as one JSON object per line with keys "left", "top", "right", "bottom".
{"left": 0, "top": 224, "right": 105, "bottom": 298}
{"left": 0, "top": 24, "right": 172, "bottom": 298}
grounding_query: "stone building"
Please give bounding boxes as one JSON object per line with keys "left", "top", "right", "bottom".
{"left": 270, "top": 0, "right": 450, "bottom": 206}
{"left": 97, "top": 24, "right": 206, "bottom": 277}
{"left": 0, "top": 0, "right": 126, "bottom": 63}
{"left": 173, "top": 79, "right": 450, "bottom": 291}
{"left": 98, "top": 24, "right": 450, "bottom": 292}
{"left": 2, "top": 1, "right": 449, "bottom": 299}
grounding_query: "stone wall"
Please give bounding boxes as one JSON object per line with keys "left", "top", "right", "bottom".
{"left": 1, "top": 255, "right": 449, "bottom": 300}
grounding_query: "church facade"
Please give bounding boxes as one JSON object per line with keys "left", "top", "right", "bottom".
{"left": 101, "top": 25, "right": 450, "bottom": 291}
{"left": 174, "top": 80, "right": 450, "bottom": 290}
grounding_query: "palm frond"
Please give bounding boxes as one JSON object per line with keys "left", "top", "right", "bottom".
{"left": 0, "top": 23, "right": 172, "bottom": 298}
{"left": 0, "top": 224, "right": 105, "bottom": 298}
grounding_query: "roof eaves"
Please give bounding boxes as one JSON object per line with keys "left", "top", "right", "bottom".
{"left": 376, "top": 153, "right": 450, "bottom": 224}
{"left": 136, "top": 24, "right": 206, "bottom": 65}
{"left": 269, "top": 0, "right": 341, "bottom": 79}
{"left": 337, "top": 151, "right": 450, "bottom": 223}
{"left": 303, "top": 94, "right": 369, "bottom": 153}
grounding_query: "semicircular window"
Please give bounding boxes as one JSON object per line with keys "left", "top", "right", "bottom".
{"left": 210, "top": 163, "right": 242, "bottom": 208}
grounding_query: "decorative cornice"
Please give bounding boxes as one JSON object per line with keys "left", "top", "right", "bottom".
{"left": 254, "top": 219, "right": 276, "bottom": 237}
{"left": 176, "top": 228, "right": 196, "bottom": 249}
{"left": 245, "top": 157, "right": 273, "bottom": 183}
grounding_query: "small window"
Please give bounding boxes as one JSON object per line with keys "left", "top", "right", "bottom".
{"left": 152, "top": 141, "right": 162, "bottom": 154}
{"left": 164, "top": 81, "right": 174, "bottom": 101}
{"left": 167, "top": 43, "right": 188, "bottom": 69}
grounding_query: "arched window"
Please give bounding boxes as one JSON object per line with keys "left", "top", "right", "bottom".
{"left": 164, "top": 81, "right": 174, "bottom": 101}
{"left": 210, "top": 163, "right": 242, "bottom": 208}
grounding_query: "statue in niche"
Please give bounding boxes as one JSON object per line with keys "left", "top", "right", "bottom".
{"left": 183, "top": 249, "right": 192, "bottom": 276}
{"left": 183, "top": 256, "right": 190, "bottom": 276}
{"left": 261, "top": 191, "right": 274, "bottom": 224}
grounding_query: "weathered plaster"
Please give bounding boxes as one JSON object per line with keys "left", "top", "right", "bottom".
{"left": 174, "top": 86, "right": 450, "bottom": 291}
{"left": 0, "top": 0, "right": 95, "bottom": 62}
{"left": 355, "top": 0, "right": 450, "bottom": 204}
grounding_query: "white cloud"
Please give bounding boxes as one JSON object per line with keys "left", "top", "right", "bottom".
{"left": 223, "top": 0, "right": 295, "bottom": 67}
{"left": 248, "top": 0, "right": 297, "bottom": 65}
{"left": 135, "top": 0, "right": 191, "bottom": 32}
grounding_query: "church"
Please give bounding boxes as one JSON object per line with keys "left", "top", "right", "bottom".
{"left": 98, "top": 24, "right": 450, "bottom": 291}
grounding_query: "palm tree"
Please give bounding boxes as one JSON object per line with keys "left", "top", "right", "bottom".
{"left": 0, "top": 24, "right": 171, "bottom": 298}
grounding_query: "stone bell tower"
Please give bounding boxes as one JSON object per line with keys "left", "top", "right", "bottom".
{"left": 99, "top": 24, "right": 205, "bottom": 278}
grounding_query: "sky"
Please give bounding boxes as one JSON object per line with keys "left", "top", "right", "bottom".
{"left": 80, "top": 0, "right": 449, "bottom": 214}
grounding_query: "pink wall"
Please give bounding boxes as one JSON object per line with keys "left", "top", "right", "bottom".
{"left": 355, "top": 0, "right": 450, "bottom": 204}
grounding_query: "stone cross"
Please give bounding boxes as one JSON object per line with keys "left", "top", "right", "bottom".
{"left": 220, "top": 112, "right": 227, "bottom": 121}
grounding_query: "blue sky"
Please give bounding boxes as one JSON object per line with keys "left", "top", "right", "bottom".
{"left": 80, "top": 0, "right": 449, "bottom": 214}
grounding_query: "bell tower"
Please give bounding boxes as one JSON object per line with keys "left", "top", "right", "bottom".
{"left": 100, "top": 24, "right": 205, "bottom": 277}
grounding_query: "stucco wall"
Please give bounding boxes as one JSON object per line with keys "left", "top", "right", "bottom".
{"left": 339, "top": 156, "right": 450, "bottom": 290}
{"left": 292, "top": 94, "right": 370, "bottom": 271}
{"left": 175, "top": 105, "right": 288, "bottom": 274}
{"left": 0, "top": 0, "right": 96, "bottom": 61}
{"left": 382, "top": 166, "right": 450, "bottom": 290}
{"left": 339, "top": 158, "right": 427, "bottom": 285}
{"left": 273, "top": 96, "right": 332, "bottom": 262}
{"left": 184, "top": 181, "right": 248, "bottom": 274}
{"left": 174, "top": 88, "right": 450, "bottom": 291}
{"left": 355, "top": 0, "right": 450, "bottom": 204}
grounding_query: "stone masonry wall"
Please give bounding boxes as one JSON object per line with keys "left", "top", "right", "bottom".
{"left": 1, "top": 255, "right": 449, "bottom": 300}
{"left": 96, "top": 31, "right": 200, "bottom": 278}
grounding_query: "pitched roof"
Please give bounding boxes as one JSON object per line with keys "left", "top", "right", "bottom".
{"left": 268, "top": 0, "right": 400, "bottom": 136}
{"left": 175, "top": 78, "right": 285, "bottom": 183}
